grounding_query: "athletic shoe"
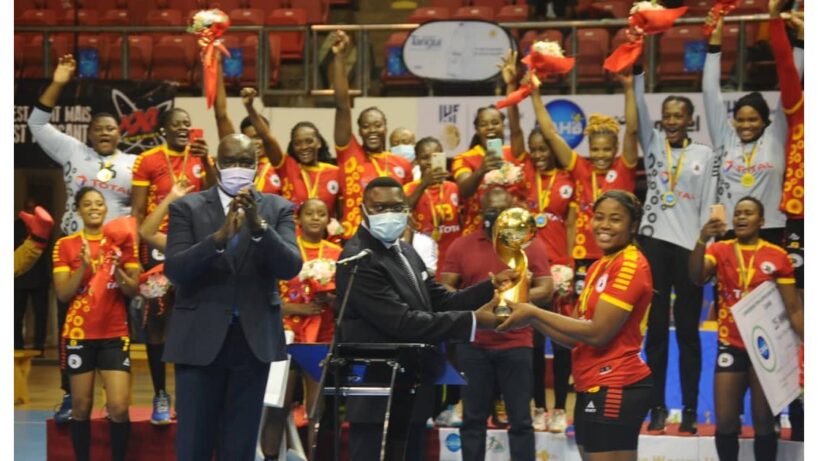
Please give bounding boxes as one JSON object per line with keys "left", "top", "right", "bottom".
{"left": 492, "top": 400, "right": 509, "bottom": 427}
{"left": 646, "top": 406, "right": 668, "bottom": 434}
{"left": 53, "top": 394, "right": 72, "bottom": 424}
{"left": 435, "top": 405, "right": 455, "bottom": 427}
{"left": 532, "top": 407, "right": 547, "bottom": 431}
{"left": 548, "top": 409, "right": 568, "bottom": 433}
{"left": 151, "top": 390, "right": 172, "bottom": 425}
{"left": 678, "top": 407, "right": 698, "bottom": 435}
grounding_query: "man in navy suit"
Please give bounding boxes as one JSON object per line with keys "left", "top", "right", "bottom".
{"left": 336, "top": 177, "right": 518, "bottom": 461}
{"left": 163, "top": 133, "right": 302, "bottom": 461}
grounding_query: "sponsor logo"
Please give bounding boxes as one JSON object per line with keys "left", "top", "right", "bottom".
{"left": 717, "top": 352, "right": 734, "bottom": 368}
{"left": 585, "top": 400, "right": 596, "bottom": 413}
{"left": 439, "top": 104, "right": 460, "bottom": 124}
{"left": 753, "top": 326, "right": 776, "bottom": 372}
{"left": 409, "top": 35, "right": 442, "bottom": 50}
{"left": 544, "top": 99, "right": 586, "bottom": 149}
{"left": 444, "top": 433, "right": 461, "bottom": 452}
{"left": 113, "top": 90, "right": 173, "bottom": 154}
{"left": 151, "top": 249, "right": 165, "bottom": 262}
{"left": 788, "top": 253, "right": 804, "bottom": 268}
{"left": 68, "top": 354, "right": 83, "bottom": 369}
{"left": 123, "top": 358, "right": 130, "bottom": 367}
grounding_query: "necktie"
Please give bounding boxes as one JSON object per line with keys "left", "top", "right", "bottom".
{"left": 393, "top": 245, "right": 423, "bottom": 300}
{"left": 229, "top": 234, "right": 240, "bottom": 321}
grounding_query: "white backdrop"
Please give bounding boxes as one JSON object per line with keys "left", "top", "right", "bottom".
{"left": 176, "top": 91, "right": 778, "bottom": 159}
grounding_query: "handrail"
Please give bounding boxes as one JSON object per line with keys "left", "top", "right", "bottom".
{"left": 14, "top": 14, "right": 772, "bottom": 97}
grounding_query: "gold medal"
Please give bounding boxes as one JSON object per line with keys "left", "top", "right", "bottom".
{"left": 96, "top": 168, "right": 114, "bottom": 182}
{"left": 535, "top": 213, "right": 548, "bottom": 228}
{"left": 432, "top": 229, "right": 441, "bottom": 241}
{"left": 741, "top": 173, "right": 756, "bottom": 188}
{"left": 661, "top": 191, "right": 677, "bottom": 207}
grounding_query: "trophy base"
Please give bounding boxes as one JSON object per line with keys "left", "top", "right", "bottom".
{"left": 494, "top": 305, "right": 511, "bottom": 320}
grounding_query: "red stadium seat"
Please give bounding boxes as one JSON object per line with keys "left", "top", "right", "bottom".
{"left": 17, "top": 9, "right": 58, "bottom": 25}
{"left": 147, "top": 9, "right": 185, "bottom": 26}
{"left": 684, "top": 0, "right": 710, "bottom": 17}
{"left": 588, "top": 1, "right": 629, "bottom": 19}
{"left": 720, "top": 21, "right": 758, "bottom": 81}
{"left": 268, "top": 33, "right": 282, "bottom": 86}
{"left": 229, "top": 8, "right": 264, "bottom": 25}
{"left": 20, "top": 34, "right": 70, "bottom": 79}
{"left": 518, "top": 29, "right": 564, "bottom": 56}
{"left": 452, "top": 6, "right": 495, "bottom": 21}
{"left": 657, "top": 25, "right": 705, "bottom": 84}
{"left": 731, "top": 0, "right": 765, "bottom": 15}
{"left": 246, "top": 0, "right": 286, "bottom": 10}
{"left": 290, "top": 0, "right": 328, "bottom": 24}
{"left": 407, "top": 7, "right": 451, "bottom": 24}
{"left": 107, "top": 35, "right": 153, "bottom": 80}
{"left": 266, "top": 8, "right": 307, "bottom": 61}
{"left": 428, "top": 0, "right": 467, "bottom": 9}
{"left": 99, "top": 9, "right": 130, "bottom": 26}
{"left": 154, "top": 0, "right": 206, "bottom": 11}
{"left": 14, "top": 34, "right": 25, "bottom": 79}
{"left": 471, "top": 0, "right": 507, "bottom": 13}
{"left": 564, "top": 28, "right": 609, "bottom": 84}
{"left": 611, "top": 27, "right": 630, "bottom": 51}
{"left": 209, "top": 0, "right": 245, "bottom": 12}
{"left": 496, "top": 4, "right": 529, "bottom": 22}
{"left": 151, "top": 35, "right": 197, "bottom": 86}
{"left": 59, "top": 9, "right": 100, "bottom": 25}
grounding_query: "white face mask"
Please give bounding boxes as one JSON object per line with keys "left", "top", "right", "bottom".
{"left": 217, "top": 166, "right": 257, "bottom": 196}
{"left": 362, "top": 205, "right": 408, "bottom": 243}
{"left": 390, "top": 144, "right": 415, "bottom": 162}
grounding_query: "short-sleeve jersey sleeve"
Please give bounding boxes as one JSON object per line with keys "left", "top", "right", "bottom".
{"left": 52, "top": 237, "right": 73, "bottom": 274}
{"left": 598, "top": 255, "right": 648, "bottom": 312}
{"left": 131, "top": 153, "right": 152, "bottom": 187}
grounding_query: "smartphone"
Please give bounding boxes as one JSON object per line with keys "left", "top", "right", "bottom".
{"left": 431, "top": 151, "right": 447, "bottom": 172}
{"left": 486, "top": 138, "right": 503, "bottom": 159}
{"left": 188, "top": 128, "right": 204, "bottom": 145}
{"left": 709, "top": 204, "right": 726, "bottom": 224}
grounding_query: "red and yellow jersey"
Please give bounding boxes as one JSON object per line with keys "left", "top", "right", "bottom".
{"left": 706, "top": 239, "right": 796, "bottom": 349}
{"left": 571, "top": 244, "right": 653, "bottom": 391}
{"left": 337, "top": 137, "right": 412, "bottom": 239}
{"left": 279, "top": 239, "right": 342, "bottom": 343}
{"left": 274, "top": 155, "right": 340, "bottom": 216}
{"left": 132, "top": 144, "right": 210, "bottom": 232}
{"left": 452, "top": 144, "right": 526, "bottom": 236}
{"left": 403, "top": 180, "right": 462, "bottom": 265}
{"left": 254, "top": 157, "right": 282, "bottom": 195}
{"left": 567, "top": 153, "right": 636, "bottom": 260}
{"left": 52, "top": 232, "right": 139, "bottom": 340}
{"left": 518, "top": 156, "right": 576, "bottom": 265}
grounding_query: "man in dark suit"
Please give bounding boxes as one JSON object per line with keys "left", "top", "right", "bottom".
{"left": 163, "top": 134, "right": 302, "bottom": 461}
{"left": 336, "top": 176, "right": 518, "bottom": 461}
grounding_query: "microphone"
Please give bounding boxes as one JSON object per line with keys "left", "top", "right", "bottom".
{"left": 335, "top": 249, "right": 373, "bottom": 266}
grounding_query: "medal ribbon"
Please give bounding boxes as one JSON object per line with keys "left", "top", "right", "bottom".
{"left": 423, "top": 185, "right": 445, "bottom": 240}
{"left": 299, "top": 164, "right": 323, "bottom": 199}
{"left": 370, "top": 154, "right": 390, "bottom": 178}
{"left": 741, "top": 142, "right": 759, "bottom": 177}
{"left": 254, "top": 162, "right": 272, "bottom": 190}
{"left": 297, "top": 236, "right": 324, "bottom": 261}
{"left": 591, "top": 171, "right": 602, "bottom": 201}
{"left": 664, "top": 139, "right": 688, "bottom": 194}
{"left": 733, "top": 242, "right": 759, "bottom": 295}
{"left": 577, "top": 245, "right": 629, "bottom": 315}
{"left": 536, "top": 169, "right": 558, "bottom": 213}
{"left": 81, "top": 231, "right": 106, "bottom": 275}
{"left": 162, "top": 146, "right": 190, "bottom": 185}
{"left": 100, "top": 151, "right": 119, "bottom": 172}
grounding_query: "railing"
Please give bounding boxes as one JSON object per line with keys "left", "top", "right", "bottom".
{"left": 14, "top": 14, "right": 771, "bottom": 98}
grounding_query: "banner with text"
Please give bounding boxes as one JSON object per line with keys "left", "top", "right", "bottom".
{"left": 14, "top": 80, "right": 177, "bottom": 169}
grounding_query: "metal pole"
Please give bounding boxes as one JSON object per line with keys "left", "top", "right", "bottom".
{"left": 737, "top": 19, "right": 746, "bottom": 91}
{"left": 570, "top": 26, "right": 577, "bottom": 94}
{"left": 121, "top": 31, "right": 129, "bottom": 80}
{"left": 647, "top": 35, "right": 657, "bottom": 93}
{"left": 43, "top": 31, "right": 51, "bottom": 78}
{"left": 303, "top": 25, "right": 310, "bottom": 95}
{"left": 258, "top": 28, "right": 266, "bottom": 92}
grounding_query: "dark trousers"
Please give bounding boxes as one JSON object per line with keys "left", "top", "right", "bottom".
{"left": 174, "top": 323, "right": 270, "bottom": 461}
{"left": 640, "top": 236, "right": 702, "bottom": 410}
{"left": 14, "top": 288, "right": 48, "bottom": 349}
{"left": 532, "top": 332, "right": 546, "bottom": 408}
{"left": 348, "top": 422, "right": 427, "bottom": 461}
{"left": 458, "top": 345, "right": 535, "bottom": 461}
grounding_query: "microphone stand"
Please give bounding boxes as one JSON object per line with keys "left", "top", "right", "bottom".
{"left": 307, "top": 258, "right": 363, "bottom": 461}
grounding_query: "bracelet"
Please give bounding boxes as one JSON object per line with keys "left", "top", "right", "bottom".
{"left": 696, "top": 238, "right": 706, "bottom": 246}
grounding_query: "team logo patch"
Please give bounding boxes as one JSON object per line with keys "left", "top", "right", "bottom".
{"left": 123, "top": 358, "right": 131, "bottom": 367}
{"left": 270, "top": 174, "right": 282, "bottom": 188}
{"left": 691, "top": 161, "right": 704, "bottom": 175}
{"left": 559, "top": 184, "right": 574, "bottom": 198}
{"left": 68, "top": 354, "right": 83, "bottom": 369}
{"left": 327, "top": 180, "right": 339, "bottom": 194}
{"left": 760, "top": 261, "right": 776, "bottom": 275}
{"left": 393, "top": 166, "right": 406, "bottom": 179}
{"left": 595, "top": 274, "right": 608, "bottom": 292}
{"left": 151, "top": 249, "right": 166, "bottom": 262}
{"left": 605, "top": 170, "right": 618, "bottom": 183}
{"left": 451, "top": 193, "right": 459, "bottom": 206}
{"left": 717, "top": 352, "right": 734, "bottom": 368}
{"left": 193, "top": 164, "right": 204, "bottom": 178}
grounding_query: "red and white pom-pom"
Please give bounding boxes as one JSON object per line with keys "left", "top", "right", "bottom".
{"left": 496, "top": 40, "right": 575, "bottom": 109}
{"left": 188, "top": 9, "right": 232, "bottom": 108}
{"left": 604, "top": 1, "right": 687, "bottom": 73}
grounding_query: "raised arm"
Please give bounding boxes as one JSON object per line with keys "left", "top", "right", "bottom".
{"left": 617, "top": 71, "right": 639, "bottom": 167}
{"left": 500, "top": 50, "right": 526, "bottom": 160}
{"left": 767, "top": 5, "right": 804, "bottom": 144}
{"left": 529, "top": 80, "right": 574, "bottom": 169}
{"left": 633, "top": 66, "right": 656, "bottom": 152}
{"left": 139, "top": 182, "right": 194, "bottom": 252}
{"left": 240, "top": 87, "right": 285, "bottom": 167}
{"left": 332, "top": 30, "right": 353, "bottom": 148}
{"left": 688, "top": 218, "right": 724, "bottom": 285}
{"left": 53, "top": 242, "right": 92, "bottom": 303}
{"left": 214, "top": 58, "right": 237, "bottom": 140}
{"left": 702, "top": 17, "right": 731, "bottom": 148}
{"left": 27, "top": 55, "right": 85, "bottom": 164}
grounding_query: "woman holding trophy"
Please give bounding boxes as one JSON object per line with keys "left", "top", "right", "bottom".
{"left": 498, "top": 190, "right": 653, "bottom": 460}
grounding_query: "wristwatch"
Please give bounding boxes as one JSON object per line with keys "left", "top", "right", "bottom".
{"left": 252, "top": 218, "right": 268, "bottom": 238}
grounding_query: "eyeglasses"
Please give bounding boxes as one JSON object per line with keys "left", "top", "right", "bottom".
{"left": 365, "top": 204, "right": 410, "bottom": 214}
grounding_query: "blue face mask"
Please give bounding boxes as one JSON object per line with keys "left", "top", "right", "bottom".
{"left": 218, "top": 166, "right": 257, "bottom": 196}
{"left": 390, "top": 144, "right": 415, "bottom": 162}
{"left": 363, "top": 206, "right": 408, "bottom": 243}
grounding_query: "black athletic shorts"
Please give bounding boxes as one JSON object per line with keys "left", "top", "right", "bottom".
{"left": 63, "top": 337, "right": 131, "bottom": 375}
{"left": 574, "top": 376, "right": 652, "bottom": 453}
{"left": 784, "top": 219, "right": 804, "bottom": 289}
{"left": 715, "top": 343, "right": 751, "bottom": 373}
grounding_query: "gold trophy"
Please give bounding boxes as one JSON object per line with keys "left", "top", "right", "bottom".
{"left": 492, "top": 207, "right": 537, "bottom": 319}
